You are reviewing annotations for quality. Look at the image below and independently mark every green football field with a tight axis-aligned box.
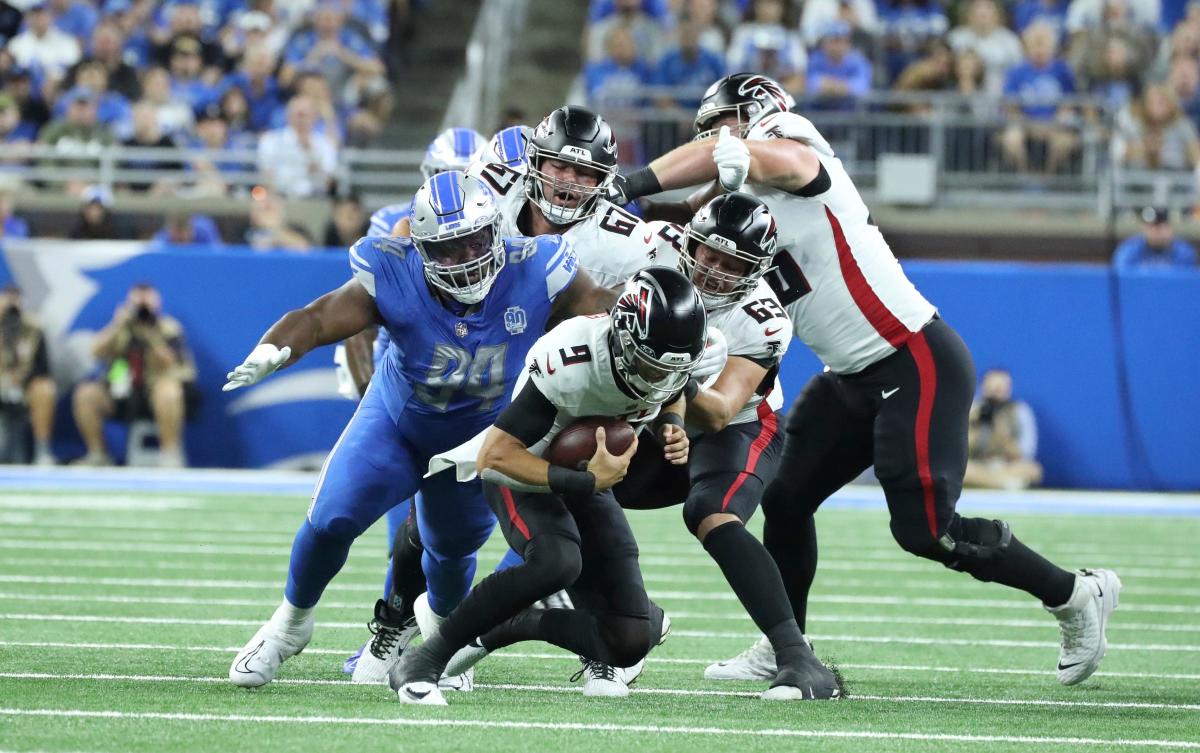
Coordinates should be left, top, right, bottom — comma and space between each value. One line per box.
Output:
1, 481, 1198, 753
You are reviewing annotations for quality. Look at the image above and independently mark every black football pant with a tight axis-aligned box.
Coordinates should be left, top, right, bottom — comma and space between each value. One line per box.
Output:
761, 318, 1075, 631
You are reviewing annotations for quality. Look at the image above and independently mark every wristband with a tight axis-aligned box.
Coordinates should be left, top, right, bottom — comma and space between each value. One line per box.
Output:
622, 167, 662, 200
682, 378, 700, 401
656, 412, 685, 433
548, 465, 597, 498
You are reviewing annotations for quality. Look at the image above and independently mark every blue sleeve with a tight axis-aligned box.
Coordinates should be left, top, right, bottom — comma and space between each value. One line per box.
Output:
521, 235, 579, 306
584, 63, 604, 98
848, 55, 873, 96
349, 236, 385, 297
1175, 239, 1198, 266
1112, 237, 1143, 268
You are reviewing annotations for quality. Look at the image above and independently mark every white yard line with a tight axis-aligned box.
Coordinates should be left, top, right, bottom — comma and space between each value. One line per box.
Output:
2, 672, 1199, 712
0, 614, 1194, 652
0, 708, 1197, 748
3, 639, 1198, 681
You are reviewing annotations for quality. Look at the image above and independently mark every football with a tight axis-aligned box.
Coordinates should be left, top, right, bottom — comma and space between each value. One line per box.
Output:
543, 416, 637, 470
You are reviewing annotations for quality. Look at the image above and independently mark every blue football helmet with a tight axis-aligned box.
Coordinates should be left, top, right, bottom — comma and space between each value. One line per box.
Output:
408, 171, 505, 304
421, 127, 487, 179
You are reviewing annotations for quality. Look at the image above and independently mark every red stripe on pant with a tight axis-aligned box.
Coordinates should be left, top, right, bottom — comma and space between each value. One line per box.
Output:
720, 402, 780, 512
907, 331, 940, 539
500, 486, 531, 540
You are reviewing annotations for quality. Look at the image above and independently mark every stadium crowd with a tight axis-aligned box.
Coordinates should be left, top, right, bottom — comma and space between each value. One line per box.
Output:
582, 0, 1200, 174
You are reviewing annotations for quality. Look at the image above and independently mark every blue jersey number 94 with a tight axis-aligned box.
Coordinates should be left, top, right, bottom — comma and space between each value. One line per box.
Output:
415, 343, 509, 412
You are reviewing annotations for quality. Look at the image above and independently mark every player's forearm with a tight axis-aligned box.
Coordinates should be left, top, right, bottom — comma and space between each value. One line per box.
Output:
257, 308, 320, 366
687, 387, 739, 434
477, 431, 551, 490
645, 140, 719, 194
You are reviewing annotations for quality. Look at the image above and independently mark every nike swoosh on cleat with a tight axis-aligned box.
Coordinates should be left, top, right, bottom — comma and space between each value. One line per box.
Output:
404, 686, 431, 701
1058, 661, 1083, 671
233, 641, 265, 675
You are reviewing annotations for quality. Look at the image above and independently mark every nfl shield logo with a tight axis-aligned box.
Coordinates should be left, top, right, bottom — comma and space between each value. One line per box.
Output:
503, 306, 527, 335
455, 321, 468, 338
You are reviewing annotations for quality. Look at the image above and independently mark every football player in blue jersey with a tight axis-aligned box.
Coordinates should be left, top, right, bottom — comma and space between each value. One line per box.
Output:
224, 170, 618, 689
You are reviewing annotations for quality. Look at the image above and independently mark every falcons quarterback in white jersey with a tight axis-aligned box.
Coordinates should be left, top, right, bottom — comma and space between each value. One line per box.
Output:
390, 268, 703, 707
615, 72, 1119, 693
467, 105, 657, 289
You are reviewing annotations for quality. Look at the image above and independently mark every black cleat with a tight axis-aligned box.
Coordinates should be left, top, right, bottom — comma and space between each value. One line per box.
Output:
761, 643, 844, 701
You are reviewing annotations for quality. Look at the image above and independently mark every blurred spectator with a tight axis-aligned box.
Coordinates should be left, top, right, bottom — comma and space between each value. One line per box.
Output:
806, 21, 873, 108
104, 0, 152, 68
880, 0, 949, 82
1151, 22, 1200, 80
726, 0, 807, 94
49, 0, 98, 43
66, 22, 141, 101
283, 71, 345, 142
168, 35, 220, 113
0, 189, 29, 238
1075, 37, 1140, 112
964, 368, 1043, 490
497, 106, 527, 131
1112, 206, 1198, 267
323, 192, 367, 246
1066, 0, 1159, 33
140, 66, 195, 137
947, 0, 1023, 94
1012, 0, 1069, 34
37, 88, 113, 192
68, 185, 134, 239
1166, 54, 1200, 125
152, 210, 223, 246
279, 1, 385, 108
589, 0, 671, 23
217, 84, 253, 137
680, 0, 727, 56
655, 17, 726, 108
999, 22, 1080, 173
1066, 0, 1155, 86
219, 9, 285, 62
72, 282, 197, 468
0, 285, 56, 466
586, 0, 665, 63
0, 66, 49, 142
221, 46, 283, 133
150, 0, 226, 78
257, 95, 337, 198
953, 48, 988, 98
1115, 83, 1200, 169
120, 101, 183, 194
801, 0, 881, 48
8, 2, 81, 81
244, 188, 313, 251
190, 104, 255, 192
0, 92, 37, 145
895, 39, 956, 103
68, 61, 133, 140
0, 1, 22, 45
585, 24, 656, 107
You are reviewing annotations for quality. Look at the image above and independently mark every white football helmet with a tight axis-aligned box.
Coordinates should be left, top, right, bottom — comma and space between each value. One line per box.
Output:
421, 127, 487, 179
408, 171, 505, 304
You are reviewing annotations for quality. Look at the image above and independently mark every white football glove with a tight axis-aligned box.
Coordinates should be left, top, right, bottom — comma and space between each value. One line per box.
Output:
692, 327, 728, 381
223, 344, 292, 392
713, 125, 750, 192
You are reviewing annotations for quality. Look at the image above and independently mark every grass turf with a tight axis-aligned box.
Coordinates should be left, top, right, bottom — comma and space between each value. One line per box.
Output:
1, 488, 1198, 753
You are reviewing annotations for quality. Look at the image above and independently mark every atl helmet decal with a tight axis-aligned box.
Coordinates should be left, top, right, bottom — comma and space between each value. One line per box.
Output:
614, 283, 653, 339
736, 75, 791, 116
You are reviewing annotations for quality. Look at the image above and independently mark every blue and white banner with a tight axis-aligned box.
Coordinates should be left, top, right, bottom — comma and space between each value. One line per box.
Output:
0, 240, 355, 469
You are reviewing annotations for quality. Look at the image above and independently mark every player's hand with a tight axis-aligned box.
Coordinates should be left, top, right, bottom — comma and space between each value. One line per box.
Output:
714, 126, 750, 192
659, 423, 689, 465
692, 327, 728, 381
223, 344, 292, 392
605, 173, 632, 207
586, 427, 638, 491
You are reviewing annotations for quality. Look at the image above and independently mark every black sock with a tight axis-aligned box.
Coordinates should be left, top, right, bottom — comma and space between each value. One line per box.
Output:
762, 512, 818, 633
386, 515, 426, 618
994, 534, 1077, 607
703, 522, 806, 657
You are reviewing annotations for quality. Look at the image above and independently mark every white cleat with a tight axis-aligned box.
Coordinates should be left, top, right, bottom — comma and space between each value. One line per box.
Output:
396, 680, 448, 706
229, 600, 314, 688
351, 600, 420, 685
413, 591, 478, 687
703, 634, 776, 681
1047, 568, 1122, 685
573, 658, 631, 698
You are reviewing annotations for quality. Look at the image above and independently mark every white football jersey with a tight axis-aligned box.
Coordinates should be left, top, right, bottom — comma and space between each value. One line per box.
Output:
519, 314, 664, 457
644, 222, 791, 427
467, 159, 657, 288
742, 112, 936, 374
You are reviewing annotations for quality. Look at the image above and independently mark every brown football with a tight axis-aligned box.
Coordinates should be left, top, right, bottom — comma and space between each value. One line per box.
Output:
544, 416, 637, 470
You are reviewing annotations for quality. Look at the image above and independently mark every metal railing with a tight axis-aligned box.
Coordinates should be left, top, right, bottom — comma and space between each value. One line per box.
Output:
0, 143, 426, 206
441, 0, 530, 134
591, 87, 1199, 217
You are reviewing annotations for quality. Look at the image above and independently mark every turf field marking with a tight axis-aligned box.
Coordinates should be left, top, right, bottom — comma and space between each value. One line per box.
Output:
2, 575, 1194, 614
0, 496, 201, 511
2, 708, 1198, 748
0, 614, 1193, 652
3, 640, 1198, 681
1, 596, 1194, 634
4, 672, 1200, 712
